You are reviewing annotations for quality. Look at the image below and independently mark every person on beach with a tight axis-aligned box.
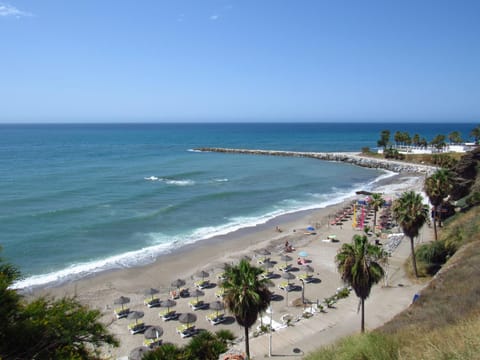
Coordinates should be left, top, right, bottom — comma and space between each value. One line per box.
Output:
285, 240, 295, 252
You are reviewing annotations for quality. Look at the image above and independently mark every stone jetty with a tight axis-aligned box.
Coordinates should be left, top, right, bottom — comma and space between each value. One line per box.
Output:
194, 147, 438, 175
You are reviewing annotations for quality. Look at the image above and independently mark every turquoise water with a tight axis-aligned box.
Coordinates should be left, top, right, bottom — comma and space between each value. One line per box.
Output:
0, 122, 474, 288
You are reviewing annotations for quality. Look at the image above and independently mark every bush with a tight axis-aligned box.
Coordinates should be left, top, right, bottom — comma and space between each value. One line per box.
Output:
416, 241, 452, 275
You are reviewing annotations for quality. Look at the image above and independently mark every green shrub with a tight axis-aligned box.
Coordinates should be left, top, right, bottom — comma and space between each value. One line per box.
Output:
416, 241, 451, 275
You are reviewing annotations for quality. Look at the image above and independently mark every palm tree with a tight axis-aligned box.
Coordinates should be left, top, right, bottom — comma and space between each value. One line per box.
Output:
368, 193, 384, 232
222, 259, 271, 359
424, 169, 453, 241
392, 191, 429, 278
335, 234, 385, 333
470, 125, 480, 144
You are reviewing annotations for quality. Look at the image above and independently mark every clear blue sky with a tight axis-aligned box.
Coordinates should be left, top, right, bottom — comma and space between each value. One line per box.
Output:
1, 0, 479, 123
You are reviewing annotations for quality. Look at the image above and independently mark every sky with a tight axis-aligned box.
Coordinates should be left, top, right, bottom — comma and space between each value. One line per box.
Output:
1, 0, 479, 123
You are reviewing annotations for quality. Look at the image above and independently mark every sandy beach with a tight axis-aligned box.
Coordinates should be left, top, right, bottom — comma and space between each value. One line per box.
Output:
28, 171, 431, 359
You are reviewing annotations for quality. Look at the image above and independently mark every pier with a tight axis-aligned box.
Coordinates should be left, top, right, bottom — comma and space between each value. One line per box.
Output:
194, 147, 438, 175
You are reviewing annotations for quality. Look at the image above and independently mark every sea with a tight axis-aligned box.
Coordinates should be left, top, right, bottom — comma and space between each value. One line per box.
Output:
0, 122, 475, 289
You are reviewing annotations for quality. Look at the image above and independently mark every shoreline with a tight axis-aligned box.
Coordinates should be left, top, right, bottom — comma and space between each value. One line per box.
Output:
26, 170, 430, 359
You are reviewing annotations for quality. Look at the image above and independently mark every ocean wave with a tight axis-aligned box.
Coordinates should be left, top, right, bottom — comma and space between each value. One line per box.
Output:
144, 176, 159, 181
160, 178, 195, 186
213, 178, 228, 182
14, 172, 388, 290
187, 149, 202, 153
12, 241, 175, 290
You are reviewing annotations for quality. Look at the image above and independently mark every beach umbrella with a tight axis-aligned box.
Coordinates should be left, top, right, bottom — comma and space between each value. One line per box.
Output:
298, 251, 308, 258
240, 255, 252, 262
210, 300, 224, 317
307, 226, 315, 232
280, 254, 293, 267
190, 289, 204, 302
255, 248, 271, 256
171, 278, 186, 289
144, 326, 164, 340
127, 311, 144, 324
113, 296, 130, 310
178, 312, 197, 328
301, 264, 314, 275
196, 270, 210, 280
282, 271, 295, 284
129, 346, 150, 360
144, 288, 159, 300
160, 299, 176, 313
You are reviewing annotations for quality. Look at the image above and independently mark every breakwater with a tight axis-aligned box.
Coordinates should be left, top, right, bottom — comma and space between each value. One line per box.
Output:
195, 148, 438, 175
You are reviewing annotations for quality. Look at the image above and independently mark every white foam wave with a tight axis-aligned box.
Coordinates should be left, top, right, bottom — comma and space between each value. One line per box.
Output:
12, 241, 175, 290
160, 178, 195, 186
187, 149, 202, 153
213, 178, 228, 182
144, 176, 159, 181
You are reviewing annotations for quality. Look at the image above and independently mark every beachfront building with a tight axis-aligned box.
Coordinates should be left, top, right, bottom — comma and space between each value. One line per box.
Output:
377, 143, 477, 155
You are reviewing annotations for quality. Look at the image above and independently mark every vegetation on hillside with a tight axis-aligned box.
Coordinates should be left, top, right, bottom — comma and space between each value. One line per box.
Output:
305, 147, 480, 360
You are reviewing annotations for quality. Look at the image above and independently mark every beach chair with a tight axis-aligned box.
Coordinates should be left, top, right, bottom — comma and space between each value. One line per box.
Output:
297, 274, 314, 283
215, 289, 225, 299
144, 297, 161, 308
278, 281, 295, 292
144, 338, 162, 348
189, 299, 208, 311
194, 280, 210, 289
114, 307, 130, 319
276, 264, 292, 273
176, 325, 196, 338
128, 322, 146, 335
216, 272, 226, 281
159, 309, 178, 321
206, 312, 226, 325
260, 271, 274, 279
257, 257, 268, 265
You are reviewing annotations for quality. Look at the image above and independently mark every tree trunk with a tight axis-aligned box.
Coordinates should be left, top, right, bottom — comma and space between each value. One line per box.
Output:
373, 210, 377, 232
410, 236, 418, 278
432, 207, 438, 241
361, 298, 365, 333
245, 325, 250, 359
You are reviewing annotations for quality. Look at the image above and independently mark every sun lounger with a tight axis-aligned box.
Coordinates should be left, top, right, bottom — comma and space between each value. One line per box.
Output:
194, 280, 210, 289
189, 299, 209, 311
144, 297, 161, 308
276, 264, 292, 272
114, 307, 130, 319
128, 322, 146, 335
206, 312, 226, 325
215, 289, 225, 299
159, 309, 178, 321
176, 325, 196, 338
216, 272, 226, 281
144, 338, 162, 348
297, 274, 314, 283
278, 281, 295, 292
260, 271, 274, 279
257, 257, 268, 264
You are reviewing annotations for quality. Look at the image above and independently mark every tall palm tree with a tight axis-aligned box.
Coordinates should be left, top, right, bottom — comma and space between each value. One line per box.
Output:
368, 193, 384, 232
470, 125, 480, 144
392, 191, 429, 278
335, 234, 385, 333
424, 169, 453, 241
222, 259, 271, 359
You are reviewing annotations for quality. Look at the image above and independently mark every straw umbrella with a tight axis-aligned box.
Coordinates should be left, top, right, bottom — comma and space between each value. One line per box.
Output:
178, 312, 197, 328
171, 278, 185, 289
159, 299, 176, 313
256, 248, 271, 256
129, 346, 150, 360
113, 296, 130, 310
196, 270, 210, 281
144, 326, 163, 342
190, 289, 205, 303
280, 254, 293, 268
127, 311, 144, 325
210, 300, 224, 317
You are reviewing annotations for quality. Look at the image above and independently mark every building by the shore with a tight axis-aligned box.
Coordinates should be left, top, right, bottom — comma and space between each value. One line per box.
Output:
378, 143, 477, 155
